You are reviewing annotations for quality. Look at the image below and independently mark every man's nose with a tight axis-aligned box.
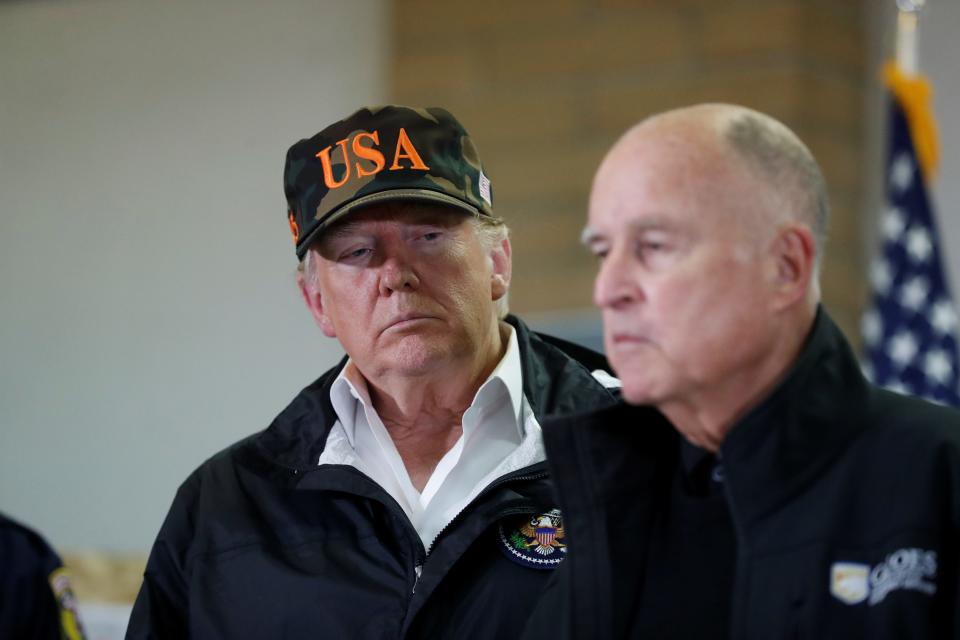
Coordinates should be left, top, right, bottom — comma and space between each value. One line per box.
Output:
593, 248, 638, 309
378, 254, 420, 295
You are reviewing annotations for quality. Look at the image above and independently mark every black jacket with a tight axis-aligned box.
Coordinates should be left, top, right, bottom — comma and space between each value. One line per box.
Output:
530, 310, 960, 639
0, 513, 85, 640
127, 316, 617, 639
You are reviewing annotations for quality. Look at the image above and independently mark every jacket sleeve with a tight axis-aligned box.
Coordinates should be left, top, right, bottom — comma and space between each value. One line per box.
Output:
954, 565, 960, 640
520, 412, 619, 640
126, 478, 199, 639
939, 460, 960, 640
939, 434, 960, 639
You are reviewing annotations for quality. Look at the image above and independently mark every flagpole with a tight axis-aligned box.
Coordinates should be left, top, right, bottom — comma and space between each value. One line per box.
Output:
895, 0, 924, 76
887, 0, 938, 181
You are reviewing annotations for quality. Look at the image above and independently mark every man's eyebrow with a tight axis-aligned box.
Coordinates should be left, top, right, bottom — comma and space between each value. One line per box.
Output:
580, 226, 602, 246
581, 218, 680, 246
324, 220, 363, 240
404, 211, 462, 228
627, 217, 681, 233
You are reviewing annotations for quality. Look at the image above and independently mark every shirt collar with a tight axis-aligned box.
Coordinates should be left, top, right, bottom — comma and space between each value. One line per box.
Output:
329, 323, 525, 447
462, 324, 524, 440
329, 362, 372, 449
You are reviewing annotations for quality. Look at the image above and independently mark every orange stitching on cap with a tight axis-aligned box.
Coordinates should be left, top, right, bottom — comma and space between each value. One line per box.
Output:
314, 129, 429, 192
288, 211, 300, 244
390, 127, 430, 171
316, 138, 352, 189
353, 131, 386, 177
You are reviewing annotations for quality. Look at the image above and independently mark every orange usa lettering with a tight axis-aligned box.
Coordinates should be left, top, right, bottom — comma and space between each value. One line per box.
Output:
315, 128, 429, 190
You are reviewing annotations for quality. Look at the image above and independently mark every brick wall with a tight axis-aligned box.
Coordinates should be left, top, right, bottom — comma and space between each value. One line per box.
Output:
391, 0, 868, 340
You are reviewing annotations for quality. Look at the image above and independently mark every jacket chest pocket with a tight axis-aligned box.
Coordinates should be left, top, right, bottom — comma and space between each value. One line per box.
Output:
192, 537, 413, 637
742, 539, 945, 640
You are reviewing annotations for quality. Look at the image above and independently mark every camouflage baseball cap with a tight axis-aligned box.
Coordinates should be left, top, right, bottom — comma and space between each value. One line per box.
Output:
284, 105, 494, 260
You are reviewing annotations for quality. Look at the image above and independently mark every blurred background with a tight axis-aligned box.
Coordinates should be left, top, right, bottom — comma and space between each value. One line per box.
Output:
1, 0, 957, 634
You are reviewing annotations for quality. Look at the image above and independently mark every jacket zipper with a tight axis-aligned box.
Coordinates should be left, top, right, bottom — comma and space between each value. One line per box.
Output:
288, 458, 548, 598
293, 463, 428, 593
412, 564, 423, 594
426, 470, 548, 555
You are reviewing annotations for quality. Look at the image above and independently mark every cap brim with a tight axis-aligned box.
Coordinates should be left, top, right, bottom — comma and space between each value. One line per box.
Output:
297, 188, 481, 258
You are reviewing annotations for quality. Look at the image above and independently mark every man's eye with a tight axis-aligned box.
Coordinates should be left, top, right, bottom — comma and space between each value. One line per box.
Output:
586, 242, 608, 260
341, 247, 371, 260
421, 231, 443, 242
636, 240, 669, 256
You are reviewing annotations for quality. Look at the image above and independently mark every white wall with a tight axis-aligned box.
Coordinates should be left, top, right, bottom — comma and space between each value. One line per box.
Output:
0, 0, 387, 552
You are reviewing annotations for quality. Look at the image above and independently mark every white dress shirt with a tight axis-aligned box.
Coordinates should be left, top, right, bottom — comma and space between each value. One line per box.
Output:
319, 325, 546, 551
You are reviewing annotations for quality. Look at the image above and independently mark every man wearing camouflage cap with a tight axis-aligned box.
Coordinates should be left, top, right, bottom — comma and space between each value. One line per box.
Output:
127, 105, 619, 638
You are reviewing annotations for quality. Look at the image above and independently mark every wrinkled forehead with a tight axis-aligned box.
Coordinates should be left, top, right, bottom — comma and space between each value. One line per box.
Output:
610, 120, 732, 180
592, 142, 724, 213
590, 125, 761, 228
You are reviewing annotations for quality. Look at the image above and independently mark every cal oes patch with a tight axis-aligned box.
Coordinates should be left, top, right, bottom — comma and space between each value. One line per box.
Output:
497, 509, 567, 569
830, 562, 870, 605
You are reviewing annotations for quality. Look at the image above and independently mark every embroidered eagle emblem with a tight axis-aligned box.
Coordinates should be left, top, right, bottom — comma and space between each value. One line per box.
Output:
519, 510, 566, 555
497, 508, 567, 569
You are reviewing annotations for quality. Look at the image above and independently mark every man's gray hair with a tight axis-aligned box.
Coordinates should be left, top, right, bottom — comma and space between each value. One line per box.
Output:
470, 214, 511, 319
723, 111, 830, 269
298, 213, 511, 320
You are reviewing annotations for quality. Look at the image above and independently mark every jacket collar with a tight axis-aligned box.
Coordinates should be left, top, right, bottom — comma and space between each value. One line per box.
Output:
541, 308, 873, 572
719, 307, 872, 525
242, 315, 617, 474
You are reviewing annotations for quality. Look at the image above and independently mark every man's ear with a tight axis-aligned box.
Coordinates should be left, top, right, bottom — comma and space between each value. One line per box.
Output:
490, 236, 512, 301
298, 264, 337, 338
769, 224, 816, 310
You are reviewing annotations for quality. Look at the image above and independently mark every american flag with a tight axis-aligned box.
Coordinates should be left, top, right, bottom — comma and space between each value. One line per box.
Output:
861, 85, 960, 406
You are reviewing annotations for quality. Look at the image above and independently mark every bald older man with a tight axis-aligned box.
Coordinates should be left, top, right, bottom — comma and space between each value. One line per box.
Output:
527, 104, 960, 639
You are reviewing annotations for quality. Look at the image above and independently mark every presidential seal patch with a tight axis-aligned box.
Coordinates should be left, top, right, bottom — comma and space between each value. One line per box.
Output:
497, 509, 567, 569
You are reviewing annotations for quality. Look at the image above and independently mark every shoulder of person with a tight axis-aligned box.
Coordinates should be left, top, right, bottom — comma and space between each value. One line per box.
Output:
507, 315, 614, 377
865, 386, 960, 441
845, 387, 960, 488
185, 355, 350, 490
0, 512, 63, 577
